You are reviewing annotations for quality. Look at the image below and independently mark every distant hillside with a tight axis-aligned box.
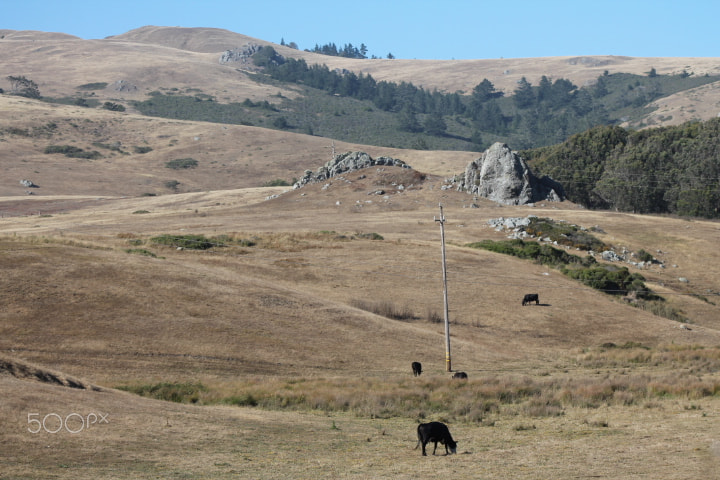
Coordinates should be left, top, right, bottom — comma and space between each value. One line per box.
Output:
2, 26, 720, 215
2, 26, 720, 122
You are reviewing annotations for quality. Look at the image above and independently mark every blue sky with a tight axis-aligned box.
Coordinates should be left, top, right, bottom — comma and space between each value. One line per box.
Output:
3, 0, 718, 59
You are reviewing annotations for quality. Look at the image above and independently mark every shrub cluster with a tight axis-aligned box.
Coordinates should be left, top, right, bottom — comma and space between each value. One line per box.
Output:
117, 381, 206, 403
165, 158, 198, 169
150, 234, 215, 250
525, 217, 608, 251
43, 145, 101, 159
468, 239, 655, 299
561, 265, 653, 298
467, 238, 595, 268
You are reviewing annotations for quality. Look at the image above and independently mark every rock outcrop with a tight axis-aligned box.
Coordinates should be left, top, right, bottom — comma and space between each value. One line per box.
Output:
219, 43, 263, 65
455, 142, 564, 205
294, 151, 411, 188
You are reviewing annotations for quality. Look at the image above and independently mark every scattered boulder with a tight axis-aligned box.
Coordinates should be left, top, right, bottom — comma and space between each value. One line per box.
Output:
455, 143, 564, 205
294, 151, 410, 188
113, 80, 137, 92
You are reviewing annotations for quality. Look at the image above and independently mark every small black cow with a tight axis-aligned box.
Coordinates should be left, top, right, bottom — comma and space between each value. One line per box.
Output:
522, 293, 539, 306
411, 361, 422, 377
452, 371, 468, 380
415, 422, 457, 456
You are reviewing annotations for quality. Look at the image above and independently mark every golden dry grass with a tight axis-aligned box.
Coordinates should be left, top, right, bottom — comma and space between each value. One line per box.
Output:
2, 166, 720, 478
2, 27, 720, 479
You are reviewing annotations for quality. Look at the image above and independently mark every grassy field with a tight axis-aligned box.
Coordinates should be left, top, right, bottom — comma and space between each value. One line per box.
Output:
2, 163, 720, 478
2, 32, 720, 475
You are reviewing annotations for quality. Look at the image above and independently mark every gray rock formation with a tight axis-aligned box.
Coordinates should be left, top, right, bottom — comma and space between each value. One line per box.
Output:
456, 142, 564, 205
113, 80, 137, 92
294, 151, 411, 188
219, 43, 263, 64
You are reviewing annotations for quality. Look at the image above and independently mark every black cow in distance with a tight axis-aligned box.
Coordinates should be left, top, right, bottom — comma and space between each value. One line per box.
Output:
522, 293, 539, 306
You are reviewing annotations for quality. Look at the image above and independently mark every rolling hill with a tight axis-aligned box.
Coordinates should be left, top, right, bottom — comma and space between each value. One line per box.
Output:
2, 26, 720, 479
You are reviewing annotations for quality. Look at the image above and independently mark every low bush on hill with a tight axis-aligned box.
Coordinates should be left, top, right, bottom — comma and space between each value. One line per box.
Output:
125, 248, 157, 257
76, 82, 108, 90
150, 234, 216, 250
525, 217, 609, 251
467, 238, 685, 319
44, 145, 101, 159
467, 238, 651, 296
561, 264, 654, 299
117, 381, 206, 403
466, 238, 596, 268
165, 158, 198, 169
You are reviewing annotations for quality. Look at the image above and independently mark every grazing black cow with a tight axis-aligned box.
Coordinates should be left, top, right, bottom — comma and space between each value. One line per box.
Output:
411, 361, 422, 377
415, 422, 457, 456
452, 371, 468, 380
522, 293, 539, 306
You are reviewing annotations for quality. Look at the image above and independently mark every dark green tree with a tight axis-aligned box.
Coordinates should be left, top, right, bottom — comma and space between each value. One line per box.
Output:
423, 113, 447, 136
513, 77, 535, 109
7, 75, 40, 98
397, 106, 423, 133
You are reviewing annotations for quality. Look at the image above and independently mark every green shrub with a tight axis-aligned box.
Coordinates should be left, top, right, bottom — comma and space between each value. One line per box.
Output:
636, 249, 654, 262
165, 158, 198, 169
467, 239, 595, 267
125, 248, 156, 257
76, 82, 108, 90
133, 146, 153, 154
470, 239, 656, 299
150, 234, 216, 250
117, 381, 206, 403
262, 179, 291, 187
525, 217, 608, 251
44, 145, 101, 159
223, 393, 258, 407
102, 101, 126, 112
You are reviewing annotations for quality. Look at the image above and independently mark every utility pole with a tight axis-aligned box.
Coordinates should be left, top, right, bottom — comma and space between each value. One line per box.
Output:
435, 204, 452, 372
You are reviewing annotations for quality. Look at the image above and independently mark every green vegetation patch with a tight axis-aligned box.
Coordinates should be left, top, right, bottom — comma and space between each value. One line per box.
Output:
125, 248, 157, 257
150, 234, 216, 250
468, 239, 654, 299
165, 158, 198, 169
467, 238, 596, 268
76, 82, 108, 90
262, 179, 292, 187
525, 217, 609, 251
117, 381, 206, 403
561, 264, 652, 298
44, 145, 101, 159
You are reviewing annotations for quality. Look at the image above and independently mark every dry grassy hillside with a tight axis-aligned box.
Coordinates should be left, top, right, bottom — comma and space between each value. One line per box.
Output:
3, 26, 720, 126
0, 94, 475, 198
3, 26, 720, 479
2, 166, 720, 478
